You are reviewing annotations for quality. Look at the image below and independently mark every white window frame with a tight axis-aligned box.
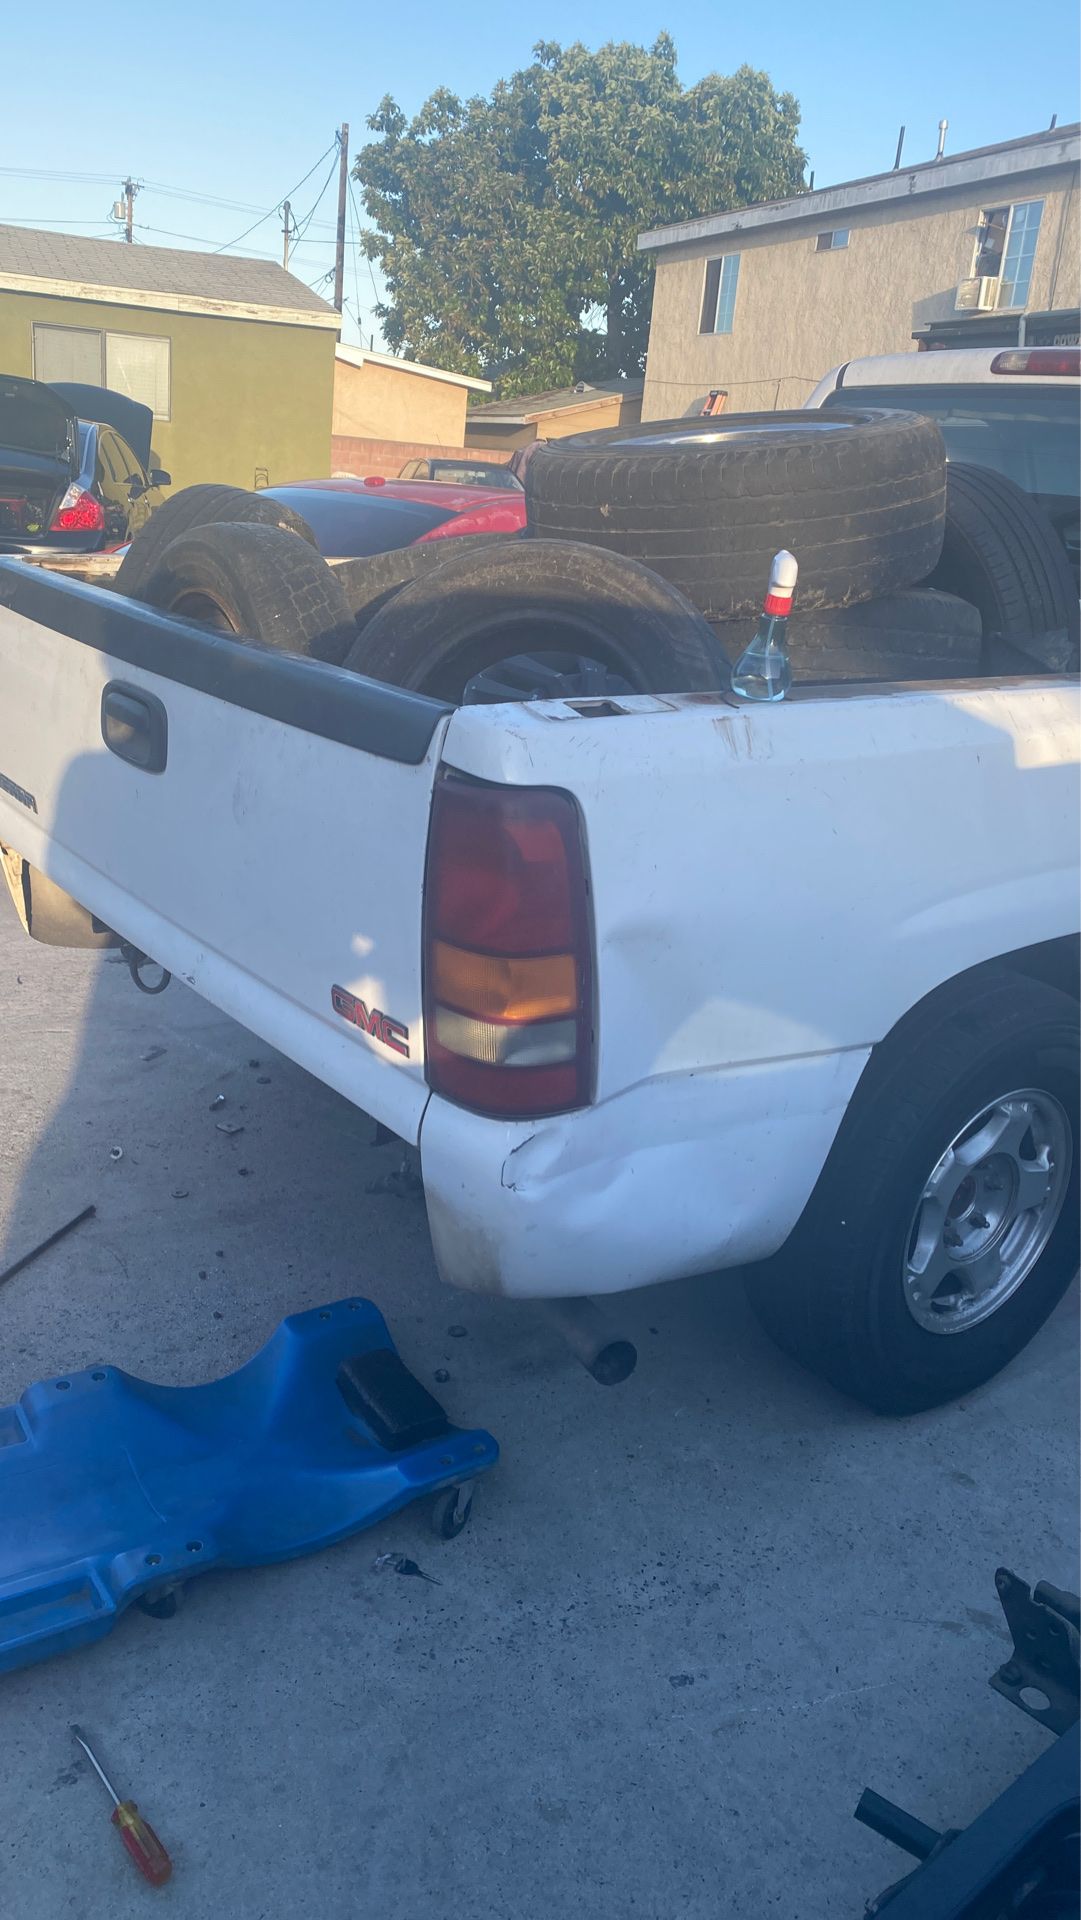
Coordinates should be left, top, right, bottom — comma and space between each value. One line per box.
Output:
970, 199, 1044, 310
700, 254, 741, 336
31, 322, 104, 385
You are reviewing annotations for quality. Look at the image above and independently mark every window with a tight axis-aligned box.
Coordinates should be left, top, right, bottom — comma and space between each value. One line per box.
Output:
820, 382, 1079, 510
999, 201, 1044, 309
699, 255, 741, 334
815, 230, 849, 251
32, 323, 101, 386
31, 322, 171, 418
971, 201, 1044, 308
105, 333, 171, 419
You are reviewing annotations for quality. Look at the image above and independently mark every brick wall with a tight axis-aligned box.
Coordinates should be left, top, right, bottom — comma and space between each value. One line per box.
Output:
331, 433, 514, 479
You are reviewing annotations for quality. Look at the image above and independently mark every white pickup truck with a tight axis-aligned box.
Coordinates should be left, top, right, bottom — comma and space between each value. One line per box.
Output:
1, 526, 1077, 1417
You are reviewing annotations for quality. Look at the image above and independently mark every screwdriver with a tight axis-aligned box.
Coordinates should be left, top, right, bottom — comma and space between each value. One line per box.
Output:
71, 1725, 173, 1888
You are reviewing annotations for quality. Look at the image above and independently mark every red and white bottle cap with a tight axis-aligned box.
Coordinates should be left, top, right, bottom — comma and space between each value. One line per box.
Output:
763, 549, 798, 617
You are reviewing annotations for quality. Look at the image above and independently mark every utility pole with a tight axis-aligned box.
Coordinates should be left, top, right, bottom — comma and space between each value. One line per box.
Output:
281, 200, 292, 270
122, 177, 139, 242
333, 123, 349, 313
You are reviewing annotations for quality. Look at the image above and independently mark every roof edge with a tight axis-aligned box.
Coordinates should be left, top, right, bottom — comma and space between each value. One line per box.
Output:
0, 270, 341, 329
334, 343, 491, 391
639, 126, 1081, 254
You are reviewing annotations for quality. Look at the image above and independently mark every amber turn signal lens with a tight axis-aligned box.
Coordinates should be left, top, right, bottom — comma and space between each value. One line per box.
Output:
431, 941, 577, 1023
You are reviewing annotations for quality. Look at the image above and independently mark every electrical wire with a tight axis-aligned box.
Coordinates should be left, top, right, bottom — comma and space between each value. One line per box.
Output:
290, 149, 341, 252
347, 173, 380, 309
214, 140, 338, 253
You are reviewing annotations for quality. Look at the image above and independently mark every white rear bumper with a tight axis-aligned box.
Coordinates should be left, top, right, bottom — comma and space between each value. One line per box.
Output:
418, 1047, 869, 1299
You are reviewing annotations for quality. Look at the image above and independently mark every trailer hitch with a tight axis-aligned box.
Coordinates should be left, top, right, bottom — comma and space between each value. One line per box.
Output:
119, 941, 171, 996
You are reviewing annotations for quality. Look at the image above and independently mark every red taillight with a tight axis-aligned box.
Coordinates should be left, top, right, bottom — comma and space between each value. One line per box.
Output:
991, 348, 1081, 377
423, 775, 593, 1118
49, 485, 105, 533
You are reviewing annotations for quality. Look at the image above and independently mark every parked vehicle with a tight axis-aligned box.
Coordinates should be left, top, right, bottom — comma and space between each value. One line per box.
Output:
398, 456, 523, 490
1, 408, 1076, 1418
0, 376, 169, 555
264, 476, 526, 557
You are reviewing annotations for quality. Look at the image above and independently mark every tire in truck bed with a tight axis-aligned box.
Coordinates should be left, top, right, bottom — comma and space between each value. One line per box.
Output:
525, 408, 947, 622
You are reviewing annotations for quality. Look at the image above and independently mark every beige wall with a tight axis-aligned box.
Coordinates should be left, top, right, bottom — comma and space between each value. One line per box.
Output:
466, 390, 643, 450
332, 358, 469, 446
643, 165, 1080, 419
0, 288, 334, 489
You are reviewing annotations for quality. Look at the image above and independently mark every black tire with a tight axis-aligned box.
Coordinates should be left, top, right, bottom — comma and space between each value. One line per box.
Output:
342, 538, 726, 700
748, 971, 1079, 1414
712, 588, 982, 683
134, 522, 356, 664
525, 409, 947, 620
927, 463, 1080, 674
115, 483, 316, 602
334, 532, 522, 634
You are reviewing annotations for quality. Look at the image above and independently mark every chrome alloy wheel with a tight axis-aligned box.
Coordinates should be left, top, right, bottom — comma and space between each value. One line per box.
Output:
903, 1089, 1072, 1334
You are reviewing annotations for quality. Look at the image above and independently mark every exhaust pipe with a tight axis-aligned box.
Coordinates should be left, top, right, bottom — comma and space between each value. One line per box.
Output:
542, 1297, 638, 1385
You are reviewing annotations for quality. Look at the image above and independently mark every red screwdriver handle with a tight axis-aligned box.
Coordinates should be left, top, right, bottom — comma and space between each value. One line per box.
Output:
112, 1801, 173, 1887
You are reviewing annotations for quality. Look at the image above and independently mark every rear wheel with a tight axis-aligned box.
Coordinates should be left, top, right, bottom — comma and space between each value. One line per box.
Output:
749, 972, 1079, 1413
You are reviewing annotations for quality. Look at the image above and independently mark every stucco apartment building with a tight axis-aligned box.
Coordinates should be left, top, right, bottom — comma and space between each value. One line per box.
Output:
638, 125, 1080, 420
0, 225, 338, 489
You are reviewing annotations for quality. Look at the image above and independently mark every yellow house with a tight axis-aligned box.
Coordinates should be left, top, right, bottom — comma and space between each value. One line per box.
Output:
0, 224, 339, 491
465, 379, 644, 452
638, 125, 1081, 418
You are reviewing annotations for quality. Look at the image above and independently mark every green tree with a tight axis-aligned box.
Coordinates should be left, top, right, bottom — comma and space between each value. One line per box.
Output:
355, 38, 805, 397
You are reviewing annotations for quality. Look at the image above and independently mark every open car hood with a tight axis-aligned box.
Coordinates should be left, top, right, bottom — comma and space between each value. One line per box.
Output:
49, 383, 154, 471
0, 375, 78, 469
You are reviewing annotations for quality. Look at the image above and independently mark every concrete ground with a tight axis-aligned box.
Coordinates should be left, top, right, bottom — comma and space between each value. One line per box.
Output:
0, 892, 1076, 1920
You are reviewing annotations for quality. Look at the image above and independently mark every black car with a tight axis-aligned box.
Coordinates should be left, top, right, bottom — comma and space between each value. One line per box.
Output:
0, 375, 170, 553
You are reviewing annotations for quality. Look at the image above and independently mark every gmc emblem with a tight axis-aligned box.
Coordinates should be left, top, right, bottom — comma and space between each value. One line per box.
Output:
331, 984, 410, 1058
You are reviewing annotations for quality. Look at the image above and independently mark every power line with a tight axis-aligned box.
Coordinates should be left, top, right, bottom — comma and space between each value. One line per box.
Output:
348, 173, 382, 314
291, 151, 341, 252
214, 141, 338, 253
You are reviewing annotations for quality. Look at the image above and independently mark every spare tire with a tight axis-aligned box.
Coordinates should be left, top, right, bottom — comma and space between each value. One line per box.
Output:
116, 483, 316, 602
712, 589, 983, 683
926, 463, 1079, 673
525, 409, 947, 621
342, 538, 726, 700
133, 522, 356, 664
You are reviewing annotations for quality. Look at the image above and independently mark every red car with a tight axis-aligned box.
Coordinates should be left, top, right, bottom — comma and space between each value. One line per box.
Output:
264, 474, 526, 559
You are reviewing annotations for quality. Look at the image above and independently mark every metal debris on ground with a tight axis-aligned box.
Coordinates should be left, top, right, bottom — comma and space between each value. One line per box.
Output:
448, 1325, 468, 1339
0, 1205, 96, 1293
215, 1122, 244, 1136
209, 1094, 226, 1110
109, 1147, 124, 1163
141, 1047, 167, 1063
434, 1369, 450, 1384
366, 1160, 424, 1199
171, 1189, 189, 1200
373, 1552, 440, 1585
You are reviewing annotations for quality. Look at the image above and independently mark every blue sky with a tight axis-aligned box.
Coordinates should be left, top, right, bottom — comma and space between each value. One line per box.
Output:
3, 0, 1077, 346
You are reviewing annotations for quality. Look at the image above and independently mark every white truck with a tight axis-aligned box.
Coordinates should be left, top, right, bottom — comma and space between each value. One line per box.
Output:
0, 400, 1077, 1417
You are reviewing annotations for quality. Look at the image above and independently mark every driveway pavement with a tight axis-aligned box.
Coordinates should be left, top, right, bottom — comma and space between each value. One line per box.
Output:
1, 893, 1076, 1919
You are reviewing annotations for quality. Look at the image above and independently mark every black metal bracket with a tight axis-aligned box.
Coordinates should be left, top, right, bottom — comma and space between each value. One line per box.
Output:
989, 1566, 1081, 1736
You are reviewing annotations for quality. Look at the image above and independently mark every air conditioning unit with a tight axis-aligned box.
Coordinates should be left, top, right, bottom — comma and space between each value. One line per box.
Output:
956, 276, 1000, 312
